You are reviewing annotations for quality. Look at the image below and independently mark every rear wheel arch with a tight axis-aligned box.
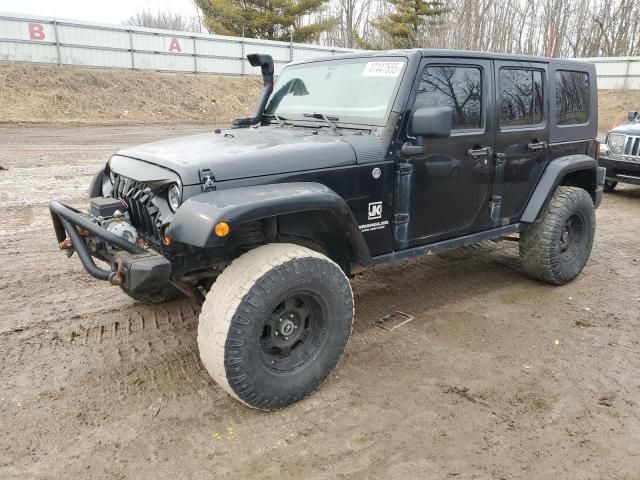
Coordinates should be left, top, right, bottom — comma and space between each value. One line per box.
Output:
520, 155, 598, 223
559, 168, 597, 201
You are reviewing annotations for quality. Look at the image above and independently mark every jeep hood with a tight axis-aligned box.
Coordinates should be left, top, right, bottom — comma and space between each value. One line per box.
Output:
115, 127, 361, 185
610, 120, 640, 136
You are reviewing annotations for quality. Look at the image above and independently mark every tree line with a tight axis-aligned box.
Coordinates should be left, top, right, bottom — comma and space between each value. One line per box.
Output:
126, 0, 640, 57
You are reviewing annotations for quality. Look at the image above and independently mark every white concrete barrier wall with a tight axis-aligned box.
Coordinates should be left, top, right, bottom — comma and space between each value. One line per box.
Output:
581, 57, 640, 90
1, 12, 639, 89
0, 12, 356, 75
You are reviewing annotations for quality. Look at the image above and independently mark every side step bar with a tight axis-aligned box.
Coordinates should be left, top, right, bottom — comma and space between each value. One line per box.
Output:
361, 223, 525, 270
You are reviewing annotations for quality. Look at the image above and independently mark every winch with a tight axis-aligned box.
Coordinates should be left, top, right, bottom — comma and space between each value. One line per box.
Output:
104, 210, 138, 243
88, 197, 139, 249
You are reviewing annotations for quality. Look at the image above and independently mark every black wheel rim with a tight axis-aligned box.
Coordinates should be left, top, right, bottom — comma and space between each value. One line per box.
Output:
559, 213, 585, 263
259, 292, 327, 373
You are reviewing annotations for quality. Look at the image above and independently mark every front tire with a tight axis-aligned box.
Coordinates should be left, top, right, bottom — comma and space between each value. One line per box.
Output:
520, 186, 595, 285
198, 243, 354, 410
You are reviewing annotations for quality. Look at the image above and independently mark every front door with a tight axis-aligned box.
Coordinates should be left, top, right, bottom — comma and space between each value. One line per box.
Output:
401, 58, 495, 246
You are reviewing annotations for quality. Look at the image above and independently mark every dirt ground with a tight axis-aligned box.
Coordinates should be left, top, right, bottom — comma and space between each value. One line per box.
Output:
1, 62, 639, 133
1, 125, 639, 480
0, 63, 261, 125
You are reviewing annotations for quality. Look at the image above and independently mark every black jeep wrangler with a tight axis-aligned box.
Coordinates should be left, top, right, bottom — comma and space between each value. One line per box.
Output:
599, 111, 640, 191
50, 50, 604, 410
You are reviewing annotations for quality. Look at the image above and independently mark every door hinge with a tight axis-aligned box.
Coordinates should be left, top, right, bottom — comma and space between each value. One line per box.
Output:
394, 213, 409, 226
199, 168, 216, 192
395, 162, 413, 175
489, 195, 502, 225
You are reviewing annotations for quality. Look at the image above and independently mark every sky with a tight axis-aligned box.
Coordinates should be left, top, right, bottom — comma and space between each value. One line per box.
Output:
0, 0, 200, 25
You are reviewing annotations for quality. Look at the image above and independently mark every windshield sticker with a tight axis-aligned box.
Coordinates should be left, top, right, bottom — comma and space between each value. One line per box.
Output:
362, 62, 404, 77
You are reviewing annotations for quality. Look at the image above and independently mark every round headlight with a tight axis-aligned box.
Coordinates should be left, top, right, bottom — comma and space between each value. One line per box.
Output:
168, 183, 181, 212
608, 133, 626, 155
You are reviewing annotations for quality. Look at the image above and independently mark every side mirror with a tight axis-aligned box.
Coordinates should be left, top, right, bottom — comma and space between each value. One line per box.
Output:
409, 107, 453, 138
628, 111, 638, 122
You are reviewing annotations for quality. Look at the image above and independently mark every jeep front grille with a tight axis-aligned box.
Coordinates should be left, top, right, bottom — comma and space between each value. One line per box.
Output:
623, 135, 640, 159
112, 175, 162, 242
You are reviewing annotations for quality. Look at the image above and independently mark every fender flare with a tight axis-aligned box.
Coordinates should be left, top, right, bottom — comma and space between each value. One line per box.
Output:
167, 182, 372, 264
520, 154, 598, 223
88, 168, 106, 198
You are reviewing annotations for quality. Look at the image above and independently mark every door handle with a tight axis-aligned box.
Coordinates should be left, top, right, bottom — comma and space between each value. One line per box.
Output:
466, 146, 493, 158
527, 141, 548, 152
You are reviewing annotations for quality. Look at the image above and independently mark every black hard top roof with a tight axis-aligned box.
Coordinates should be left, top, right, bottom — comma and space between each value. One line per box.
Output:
290, 48, 594, 69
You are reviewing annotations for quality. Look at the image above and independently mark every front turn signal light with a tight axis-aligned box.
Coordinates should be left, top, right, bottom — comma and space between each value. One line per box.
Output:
214, 221, 230, 237
161, 225, 172, 245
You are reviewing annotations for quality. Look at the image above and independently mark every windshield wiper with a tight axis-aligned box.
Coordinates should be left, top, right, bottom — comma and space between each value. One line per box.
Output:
264, 113, 291, 127
303, 113, 341, 135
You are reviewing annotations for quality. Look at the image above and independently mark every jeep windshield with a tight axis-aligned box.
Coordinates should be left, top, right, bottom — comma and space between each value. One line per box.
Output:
264, 57, 407, 126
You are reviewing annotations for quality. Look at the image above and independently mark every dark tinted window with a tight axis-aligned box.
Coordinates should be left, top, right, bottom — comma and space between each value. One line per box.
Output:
415, 65, 482, 130
556, 70, 590, 125
499, 68, 543, 127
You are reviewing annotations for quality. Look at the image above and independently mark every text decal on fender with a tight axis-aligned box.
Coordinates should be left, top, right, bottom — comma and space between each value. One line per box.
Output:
359, 220, 389, 232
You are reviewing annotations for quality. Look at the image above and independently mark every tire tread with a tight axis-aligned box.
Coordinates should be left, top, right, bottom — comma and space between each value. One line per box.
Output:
197, 243, 353, 410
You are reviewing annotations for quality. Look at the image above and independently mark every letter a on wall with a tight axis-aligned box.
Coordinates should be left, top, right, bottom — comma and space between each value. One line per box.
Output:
168, 37, 182, 52
28, 23, 46, 40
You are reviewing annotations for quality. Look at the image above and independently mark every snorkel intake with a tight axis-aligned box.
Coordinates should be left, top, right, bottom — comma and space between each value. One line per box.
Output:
232, 53, 275, 127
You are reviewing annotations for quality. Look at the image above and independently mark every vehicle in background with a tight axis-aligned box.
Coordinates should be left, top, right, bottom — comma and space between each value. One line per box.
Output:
599, 112, 640, 191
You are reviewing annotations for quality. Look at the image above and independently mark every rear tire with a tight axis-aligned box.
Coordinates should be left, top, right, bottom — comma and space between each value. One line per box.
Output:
198, 243, 354, 410
519, 186, 595, 285
604, 180, 617, 192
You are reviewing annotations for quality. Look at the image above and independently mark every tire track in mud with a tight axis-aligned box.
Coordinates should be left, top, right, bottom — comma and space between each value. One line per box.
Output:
3, 300, 212, 428
7, 301, 200, 363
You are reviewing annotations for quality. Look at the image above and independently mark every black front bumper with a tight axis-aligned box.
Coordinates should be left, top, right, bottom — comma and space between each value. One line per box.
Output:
599, 156, 640, 185
49, 201, 171, 293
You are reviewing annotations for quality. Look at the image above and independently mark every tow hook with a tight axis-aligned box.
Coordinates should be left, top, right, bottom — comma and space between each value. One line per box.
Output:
58, 237, 74, 257
109, 258, 124, 286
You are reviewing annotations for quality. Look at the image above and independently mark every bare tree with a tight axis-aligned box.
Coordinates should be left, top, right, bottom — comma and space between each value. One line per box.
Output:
123, 0, 640, 57
409, 0, 640, 57
125, 8, 203, 32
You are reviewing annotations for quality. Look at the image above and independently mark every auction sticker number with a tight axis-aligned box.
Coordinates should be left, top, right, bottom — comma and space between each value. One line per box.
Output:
362, 62, 404, 77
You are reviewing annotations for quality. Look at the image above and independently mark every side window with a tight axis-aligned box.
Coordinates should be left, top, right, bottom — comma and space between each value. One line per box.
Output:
415, 65, 482, 130
499, 68, 543, 127
556, 70, 589, 125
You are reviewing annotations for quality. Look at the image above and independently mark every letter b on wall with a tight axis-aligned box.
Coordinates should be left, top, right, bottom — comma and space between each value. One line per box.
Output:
28, 23, 46, 40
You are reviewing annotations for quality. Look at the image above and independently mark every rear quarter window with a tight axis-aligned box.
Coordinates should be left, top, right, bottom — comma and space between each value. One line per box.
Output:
555, 70, 590, 125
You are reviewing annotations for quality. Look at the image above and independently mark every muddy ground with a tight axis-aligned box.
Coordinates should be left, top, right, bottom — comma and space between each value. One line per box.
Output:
0, 125, 639, 480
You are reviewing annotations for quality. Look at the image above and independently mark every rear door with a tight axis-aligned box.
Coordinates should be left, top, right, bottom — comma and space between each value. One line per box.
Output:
493, 61, 549, 223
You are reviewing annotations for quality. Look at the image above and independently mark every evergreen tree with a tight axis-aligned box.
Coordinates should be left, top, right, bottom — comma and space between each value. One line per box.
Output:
373, 0, 447, 49
195, 0, 337, 43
